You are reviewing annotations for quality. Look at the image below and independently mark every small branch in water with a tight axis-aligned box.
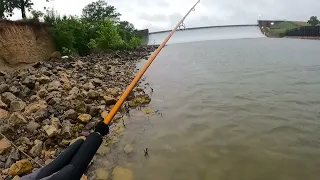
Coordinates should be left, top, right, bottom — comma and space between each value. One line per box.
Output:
0, 132, 43, 167
144, 148, 149, 157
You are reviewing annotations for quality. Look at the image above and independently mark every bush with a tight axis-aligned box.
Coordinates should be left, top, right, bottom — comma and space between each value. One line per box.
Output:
96, 18, 124, 50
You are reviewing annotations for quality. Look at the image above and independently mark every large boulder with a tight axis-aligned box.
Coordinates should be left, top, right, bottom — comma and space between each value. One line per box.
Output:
9, 159, 33, 176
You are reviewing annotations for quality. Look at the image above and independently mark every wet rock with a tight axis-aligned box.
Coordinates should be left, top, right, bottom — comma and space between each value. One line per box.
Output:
26, 121, 40, 132
103, 96, 117, 106
0, 109, 9, 120
1, 92, 19, 106
8, 113, 27, 127
43, 125, 59, 137
97, 145, 110, 156
10, 101, 26, 112
0, 84, 9, 94
61, 120, 72, 138
89, 106, 100, 116
9, 159, 33, 176
112, 167, 133, 180
37, 88, 48, 98
47, 81, 61, 92
133, 95, 151, 105
95, 168, 109, 180
88, 90, 100, 99
0, 138, 11, 155
77, 114, 92, 124
64, 109, 78, 120
101, 111, 108, 119
123, 144, 134, 154
30, 140, 43, 157
37, 75, 51, 84
128, 101, 137, 108
22, 76, 36, 89
34, 108, 49, 122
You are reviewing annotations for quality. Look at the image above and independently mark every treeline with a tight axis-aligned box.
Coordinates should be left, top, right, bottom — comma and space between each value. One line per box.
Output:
0, 0, 143, 55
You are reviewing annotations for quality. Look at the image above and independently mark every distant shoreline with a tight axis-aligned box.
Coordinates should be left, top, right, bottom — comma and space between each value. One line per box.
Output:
286, 36, 320, 40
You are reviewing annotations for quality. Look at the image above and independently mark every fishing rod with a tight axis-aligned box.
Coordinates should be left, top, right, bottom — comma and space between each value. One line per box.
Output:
104, 0, 201, 125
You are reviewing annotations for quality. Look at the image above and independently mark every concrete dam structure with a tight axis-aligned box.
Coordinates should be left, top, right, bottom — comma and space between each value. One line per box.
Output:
147, 25, 266, 45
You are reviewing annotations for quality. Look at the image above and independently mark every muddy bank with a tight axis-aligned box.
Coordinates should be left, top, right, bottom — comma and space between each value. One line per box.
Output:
286, 36, 320, 40
0, 45, 158, 179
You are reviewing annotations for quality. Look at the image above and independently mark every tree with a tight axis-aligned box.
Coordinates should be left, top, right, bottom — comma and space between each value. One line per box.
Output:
82, 0, 121, 22
0, 0, 15, 19
308, 16, 320, 26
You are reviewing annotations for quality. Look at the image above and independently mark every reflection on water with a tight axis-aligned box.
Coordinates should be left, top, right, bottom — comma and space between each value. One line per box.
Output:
102, 38, 320, 180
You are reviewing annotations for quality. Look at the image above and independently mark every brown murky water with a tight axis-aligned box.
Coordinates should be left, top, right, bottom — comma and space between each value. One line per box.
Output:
99, 38, 320, 180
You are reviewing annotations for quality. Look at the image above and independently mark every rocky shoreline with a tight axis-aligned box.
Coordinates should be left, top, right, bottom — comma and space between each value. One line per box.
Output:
0, 45, 158, 179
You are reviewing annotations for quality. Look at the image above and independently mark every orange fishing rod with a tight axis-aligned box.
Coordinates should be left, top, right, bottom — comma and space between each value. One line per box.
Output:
104, 0, 201, 125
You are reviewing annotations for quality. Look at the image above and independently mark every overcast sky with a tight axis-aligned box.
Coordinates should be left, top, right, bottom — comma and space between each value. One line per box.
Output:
12, 0, 320, 32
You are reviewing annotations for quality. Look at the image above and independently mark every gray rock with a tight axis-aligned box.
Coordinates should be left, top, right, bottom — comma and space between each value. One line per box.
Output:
34, 108, 49, 122
89, 106, 100, 116
61, 120, 72, 138
85, 121, 96, 130
91, 78, 103, 86
19, 85, 31, 98
1, 92, 19, 105
0, 125, 14, 140
26, 121, 40, 132
47, 81, 61, 92
103, 96, 117, 106
64, 109, 78, 120
30, 140, 43, 157
5, 148, 20, 168
8, 112, 27, 127
88, 90, 100, 99
22, 75, 36, 89
0, 84, 9, 94
48, 98, 60, 105
10, 101, 26, 112
9, 86, 20, 95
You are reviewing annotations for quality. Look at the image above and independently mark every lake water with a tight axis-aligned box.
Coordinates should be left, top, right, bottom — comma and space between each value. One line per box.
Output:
101, 27, 320, 180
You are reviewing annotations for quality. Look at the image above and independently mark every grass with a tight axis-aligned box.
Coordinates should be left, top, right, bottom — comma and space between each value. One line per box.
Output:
267, 21, 310, 37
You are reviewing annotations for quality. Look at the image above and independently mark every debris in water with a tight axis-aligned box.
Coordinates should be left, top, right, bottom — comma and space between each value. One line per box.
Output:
144, 148, 149, 157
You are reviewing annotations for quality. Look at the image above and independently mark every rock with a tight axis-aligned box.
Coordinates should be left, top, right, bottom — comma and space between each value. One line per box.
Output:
5, 148, 20, 168
97, 145, 110, 156
22, 76, 36, 89
34, 108, 49, 122
19, 85, 31, 99
76, 103, 87, 113
48, 98, 60, 105
47, 81, 61, 92
101, 111, 108, 119
133, 95, 151, 105
26, 121, 40, 132
128, 101, 137, 108
142, 107, 153, 114
64, 109, 78, 120
9, 159, 33, 176
103, 96, 117, 106
49, 51, 62, 60
95, 168, 109, 180
89, 106, 100, 116
30, 140, 43, 157
51, 117, 61, 129
1, 92, 19, 105
37, 75, 51, 84
37, 88, 48, 98
108, 88, 119, 97
81, 175, 88, 180
24, 102, 47, 116
70, 136, 86, 145
0, 99, 7, 109
83, 82, 95, 90
29, 95, 40, 102
43, 125, 59, 137
91, 78, 103, 86
85, 121, 96, 130
0, 84, 9, 93
10, 101, 26, 112
61, 120, 72, 138
8, 113, 27, 127
9, 86, 20, 95
0, 138, 11, 155
12, 175, 20, 180
123, 144, 134, 154
112, 167, 133, 180
69, 87, 80, 96
0, 125, 14, 140
0, 109, 9, 120
88, 90, 100, 99
134, 87, 144, 92
45, 159, 53, 165
78, 114, 92, 123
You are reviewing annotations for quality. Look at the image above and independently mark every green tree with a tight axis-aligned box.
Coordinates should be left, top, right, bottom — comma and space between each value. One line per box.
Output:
30, 10, 44, 21
82, 0, 121, 22
0, 0, 15, 19
308, 16, 320, 26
